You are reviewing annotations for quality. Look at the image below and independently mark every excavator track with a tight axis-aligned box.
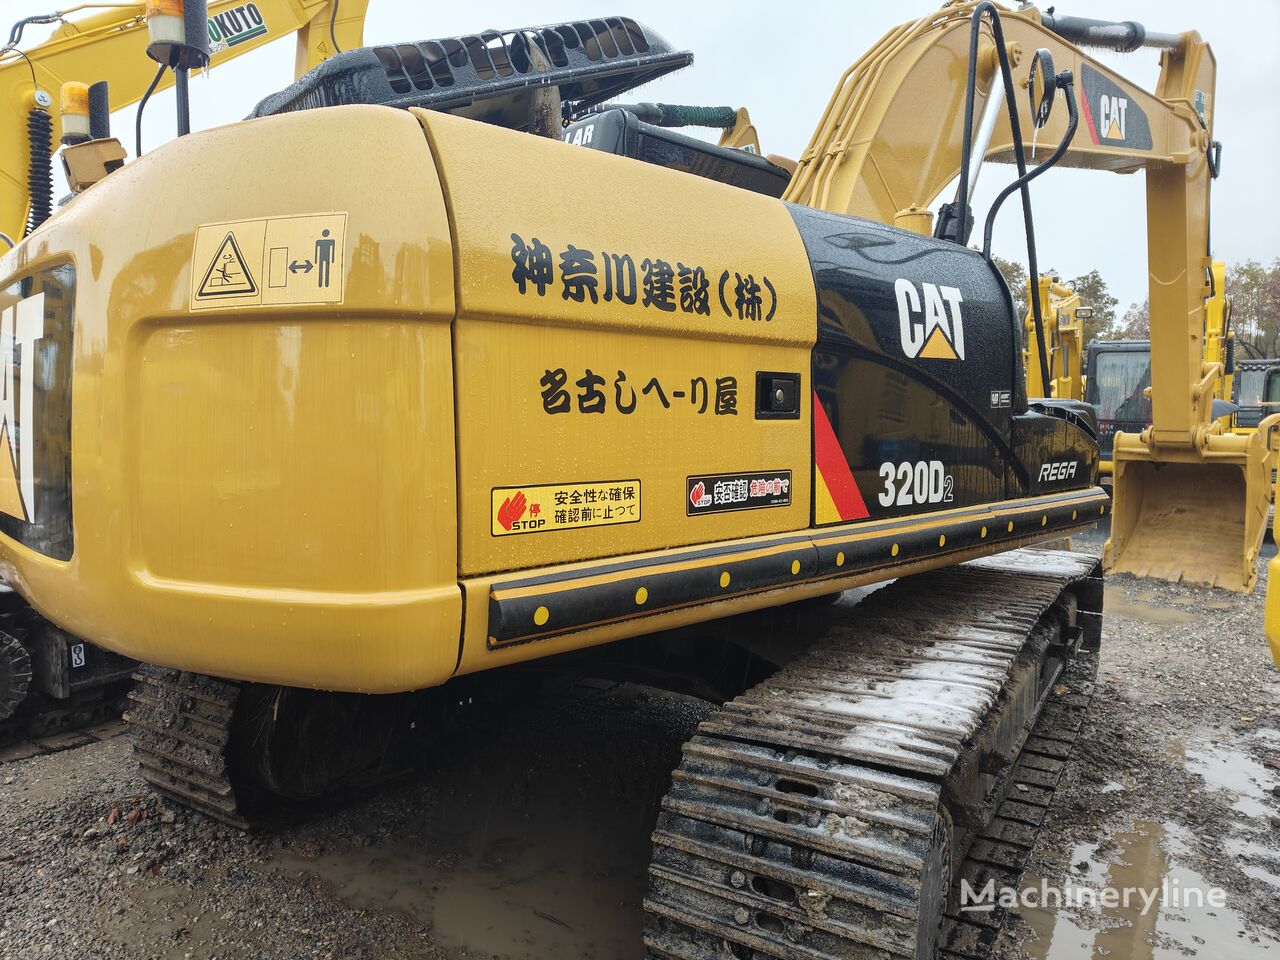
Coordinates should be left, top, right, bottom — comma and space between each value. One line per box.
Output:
644, 548, 1101, 960
124, 664, 248, 828
0, 595, 137, 755
0, 689, 129, 755
939, 650, 1094, 959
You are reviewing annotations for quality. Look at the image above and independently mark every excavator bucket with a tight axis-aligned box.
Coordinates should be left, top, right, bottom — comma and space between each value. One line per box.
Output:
1105, 426, 1276, 593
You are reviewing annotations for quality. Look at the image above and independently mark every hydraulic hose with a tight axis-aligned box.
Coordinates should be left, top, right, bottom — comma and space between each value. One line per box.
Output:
24, 107, 52, 237
135, 62, 166, 158
982, 73, 1079, 259
953, 2, 1053, 397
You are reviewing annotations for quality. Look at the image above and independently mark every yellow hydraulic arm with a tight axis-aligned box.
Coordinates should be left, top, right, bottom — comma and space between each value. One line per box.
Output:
785, 1, 1273, 591
1269, 472, 1280, 669
1204, 259, 1234, 420
0, 0, 368, 240
1023, 276, 1085, 402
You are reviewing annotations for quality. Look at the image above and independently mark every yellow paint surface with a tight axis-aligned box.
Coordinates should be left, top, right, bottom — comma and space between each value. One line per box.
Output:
416, 111, 817, 577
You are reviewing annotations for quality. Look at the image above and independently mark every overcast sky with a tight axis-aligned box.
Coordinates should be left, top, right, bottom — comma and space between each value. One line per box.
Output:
8, 0, 1278, 309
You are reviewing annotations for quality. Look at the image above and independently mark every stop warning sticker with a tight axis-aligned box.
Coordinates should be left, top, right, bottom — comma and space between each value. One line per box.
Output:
492, 480, 641, 536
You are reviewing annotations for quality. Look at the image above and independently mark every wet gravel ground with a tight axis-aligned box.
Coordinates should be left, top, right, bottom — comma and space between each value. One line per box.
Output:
1, 538, 1278, 960
992, 535, 1280, 959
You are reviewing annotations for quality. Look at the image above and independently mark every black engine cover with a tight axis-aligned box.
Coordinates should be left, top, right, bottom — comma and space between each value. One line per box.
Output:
787, 204, 1098, 524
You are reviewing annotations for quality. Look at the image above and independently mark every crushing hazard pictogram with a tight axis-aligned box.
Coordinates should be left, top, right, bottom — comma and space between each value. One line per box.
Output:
196, 232, 257, 298
189, 213, 347, 310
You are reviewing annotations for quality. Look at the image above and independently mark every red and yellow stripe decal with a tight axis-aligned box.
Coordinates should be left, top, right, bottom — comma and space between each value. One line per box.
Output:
813, 390, 869, 525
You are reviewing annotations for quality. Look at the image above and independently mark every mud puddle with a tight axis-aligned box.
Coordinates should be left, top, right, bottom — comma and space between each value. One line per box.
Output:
1184, 737, 1280, 821
1102, 586, 1200, 626
272, 803, 650, 960
265, 682, 709, 960
1019, 821, 1277, 959
1016, 728, 1280, 958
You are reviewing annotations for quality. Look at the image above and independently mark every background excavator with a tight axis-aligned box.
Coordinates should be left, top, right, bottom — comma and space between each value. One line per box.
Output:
0, 2, 1266, 958
1022, 276, 1087, 404
1082, 261, 1242, 487
0, 0, 369, 243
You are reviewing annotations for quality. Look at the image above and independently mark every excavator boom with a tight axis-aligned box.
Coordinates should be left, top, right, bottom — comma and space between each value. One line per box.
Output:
784, 2, 1269, 591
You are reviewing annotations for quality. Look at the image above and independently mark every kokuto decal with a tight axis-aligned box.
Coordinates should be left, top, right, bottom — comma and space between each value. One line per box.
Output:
509, 232, 778, 321
207, 3, 268, 51
492, 480, 640, 536
812, 391, 869, 525
540, 367, 739, 416
687, 471, 792, 516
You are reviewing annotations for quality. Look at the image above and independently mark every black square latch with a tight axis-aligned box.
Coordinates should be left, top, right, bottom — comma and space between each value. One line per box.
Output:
756, 371, 800, 419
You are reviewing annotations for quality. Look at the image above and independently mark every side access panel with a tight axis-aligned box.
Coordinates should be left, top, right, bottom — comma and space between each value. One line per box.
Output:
416, 110, 817, 577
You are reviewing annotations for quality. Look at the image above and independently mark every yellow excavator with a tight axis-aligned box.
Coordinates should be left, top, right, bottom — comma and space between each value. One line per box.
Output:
0, 2, 1258, 957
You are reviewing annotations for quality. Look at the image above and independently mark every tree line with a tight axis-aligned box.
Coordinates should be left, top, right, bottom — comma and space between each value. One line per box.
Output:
991, 257, 1280, 359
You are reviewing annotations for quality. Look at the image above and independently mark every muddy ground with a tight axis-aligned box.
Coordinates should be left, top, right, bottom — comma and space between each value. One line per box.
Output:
1, 533, 1277, 960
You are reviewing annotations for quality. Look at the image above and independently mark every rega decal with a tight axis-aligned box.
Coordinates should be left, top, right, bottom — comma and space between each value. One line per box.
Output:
877, 460, 953, 508
894, 279, 965, 361
1039, 460, 1078, 483
208, 3, 267, 51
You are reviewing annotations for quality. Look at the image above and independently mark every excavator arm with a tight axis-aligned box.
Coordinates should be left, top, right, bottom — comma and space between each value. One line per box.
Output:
1023, 275, 1085, 402
785, 2, 1268, 591
0, 0, 368, 240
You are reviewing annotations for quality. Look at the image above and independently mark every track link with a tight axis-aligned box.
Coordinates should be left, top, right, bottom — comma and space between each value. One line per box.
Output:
939, 650, 1095, 958
644, 548, 1100, 960
124, 664, 247, 828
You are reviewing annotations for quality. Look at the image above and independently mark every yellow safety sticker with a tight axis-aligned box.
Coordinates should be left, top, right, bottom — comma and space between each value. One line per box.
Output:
190, 212, 346, 310
492, 480, 641, 536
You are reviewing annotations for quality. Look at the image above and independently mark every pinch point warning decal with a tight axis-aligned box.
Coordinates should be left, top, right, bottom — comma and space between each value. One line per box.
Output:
190, 212, 346, 310
492, 480, 640, 536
